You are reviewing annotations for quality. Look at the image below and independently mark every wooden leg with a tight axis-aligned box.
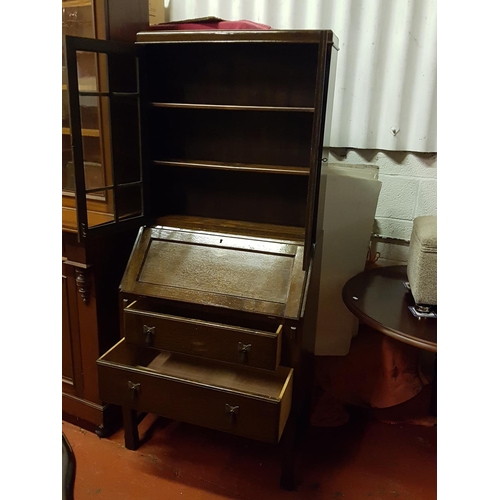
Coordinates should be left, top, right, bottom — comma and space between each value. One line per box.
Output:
280, 414, 298, 490
429, 355, 437, 416
279, 347, 315, 490
122, 407, 139, 450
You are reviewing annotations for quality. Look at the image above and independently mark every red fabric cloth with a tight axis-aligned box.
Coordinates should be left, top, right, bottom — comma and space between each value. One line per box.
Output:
149, 18, 271, 31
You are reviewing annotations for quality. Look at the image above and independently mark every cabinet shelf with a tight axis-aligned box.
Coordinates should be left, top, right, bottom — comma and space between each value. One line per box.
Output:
62, 127, 100, 137
149, 107, 313, 168
152, 159, 310, 176
150, 102, 315, 113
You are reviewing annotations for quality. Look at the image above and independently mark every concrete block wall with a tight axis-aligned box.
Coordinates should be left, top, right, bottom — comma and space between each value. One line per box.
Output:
325, 148, 437, 266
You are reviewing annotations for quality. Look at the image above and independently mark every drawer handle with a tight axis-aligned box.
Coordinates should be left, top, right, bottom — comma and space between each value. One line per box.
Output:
225, 404, 240, 424
128, 381, 141, 399
237, 342, 252, 363
143, 325, 155, 345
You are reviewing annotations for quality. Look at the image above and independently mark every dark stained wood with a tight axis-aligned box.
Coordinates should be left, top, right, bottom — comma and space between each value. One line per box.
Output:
150, 167, 309, 229
137, 32, 332, 269
151, 102, 315, 113
120, 226, 307, 318
138, 41, 318, 109
62, 230, 137, 430
122, 408, 140, 450
152, 159, 310, 176
304, 31, 332, 269
62, 262, 85, 397
98, 339, 293, 443
148, 107, 313, 167
102, 0, 149, 42
153, 215, 305, 242
65, 29, 335, 489
62, 393, 120, 434
136, 29, 338, 47
124, 300, 282, 370
342, 266, 437, 352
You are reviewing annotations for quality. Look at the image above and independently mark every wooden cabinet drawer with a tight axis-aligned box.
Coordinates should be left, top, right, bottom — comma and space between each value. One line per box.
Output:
123, 300, 282, 370
97, 338, 293, 443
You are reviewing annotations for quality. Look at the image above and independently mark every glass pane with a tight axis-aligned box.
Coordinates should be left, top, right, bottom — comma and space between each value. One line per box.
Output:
108, 52, 137, 93
72, 51, 109, 93
62, 2, 100, 204
63, 91, 109, 201
80, 94, 99, 129
87, 188, 115, 228
116, 185, 143, 221
62, 2, 95, 39
63, 134, 105, 195
76, 51, 98, 92
83, 184, 143, 229
82, 135, 105, 198
81, 135, 101, 167
111, 97, 141, 184
83, 160, 105, 191
62, 2, 96, 73
62, 164, 105, 196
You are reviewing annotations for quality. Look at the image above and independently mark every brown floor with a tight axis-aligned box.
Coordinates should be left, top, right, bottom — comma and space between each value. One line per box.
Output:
63, 400, 437, 500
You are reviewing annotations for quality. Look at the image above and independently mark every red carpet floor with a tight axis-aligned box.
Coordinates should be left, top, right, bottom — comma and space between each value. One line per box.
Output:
63, 409, 436, 500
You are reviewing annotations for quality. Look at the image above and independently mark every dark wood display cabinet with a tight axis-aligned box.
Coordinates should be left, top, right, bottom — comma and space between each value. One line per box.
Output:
62, 0, 149, 434
65, 29, 339, 487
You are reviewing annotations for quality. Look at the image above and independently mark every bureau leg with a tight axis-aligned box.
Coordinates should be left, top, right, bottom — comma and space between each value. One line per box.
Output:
122, 408, 139, 450
280, 414, 298, 490
429, 355, 437, 416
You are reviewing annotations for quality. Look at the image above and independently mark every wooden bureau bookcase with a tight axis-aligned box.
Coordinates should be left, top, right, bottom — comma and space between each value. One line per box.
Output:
65, 29, 338, 488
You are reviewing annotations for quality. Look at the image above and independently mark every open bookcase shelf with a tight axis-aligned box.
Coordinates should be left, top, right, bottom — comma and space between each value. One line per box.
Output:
150, 102, 315, 113
147, 106, 313, 168
151, 159, 310, 176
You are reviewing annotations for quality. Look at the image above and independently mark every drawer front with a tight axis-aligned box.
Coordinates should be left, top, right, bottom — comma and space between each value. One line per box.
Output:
98, 344, 292, 444
124, 308, 281, 370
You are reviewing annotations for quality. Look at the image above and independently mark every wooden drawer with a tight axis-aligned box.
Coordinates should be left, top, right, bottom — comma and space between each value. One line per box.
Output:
123, 300, 282, 370
97, 339, 293, 443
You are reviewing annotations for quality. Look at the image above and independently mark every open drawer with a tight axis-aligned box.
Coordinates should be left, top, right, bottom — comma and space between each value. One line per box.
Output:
97, 338, 293, 443
123, 299, 282, 370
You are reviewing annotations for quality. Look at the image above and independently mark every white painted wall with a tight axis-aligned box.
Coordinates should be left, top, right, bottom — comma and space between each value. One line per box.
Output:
326, 148, 437, 266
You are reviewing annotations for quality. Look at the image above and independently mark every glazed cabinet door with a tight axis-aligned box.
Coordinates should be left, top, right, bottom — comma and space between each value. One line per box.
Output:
62, 0, 99, 198
65, 35, 148, 241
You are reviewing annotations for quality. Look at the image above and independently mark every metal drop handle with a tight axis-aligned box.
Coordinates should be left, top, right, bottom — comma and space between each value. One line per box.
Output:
225, 404, 240, 423
143, 325, 156, 345
128, 381, 141, 399
237, 342, 251, 363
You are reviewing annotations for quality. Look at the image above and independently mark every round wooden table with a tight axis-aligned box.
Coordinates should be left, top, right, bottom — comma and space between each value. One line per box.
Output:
342, 265, 437, 352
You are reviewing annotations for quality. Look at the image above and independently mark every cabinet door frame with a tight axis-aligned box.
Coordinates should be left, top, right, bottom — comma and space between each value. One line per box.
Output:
65, 35, 149, 242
